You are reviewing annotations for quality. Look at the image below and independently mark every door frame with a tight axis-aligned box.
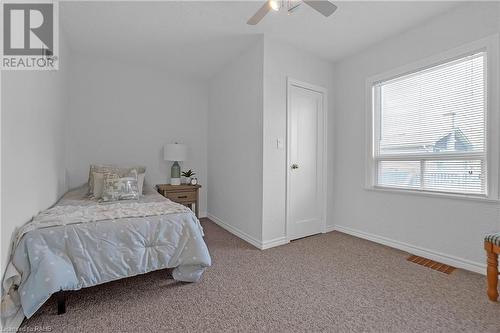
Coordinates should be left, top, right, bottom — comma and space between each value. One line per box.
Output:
286, 77, 328, 241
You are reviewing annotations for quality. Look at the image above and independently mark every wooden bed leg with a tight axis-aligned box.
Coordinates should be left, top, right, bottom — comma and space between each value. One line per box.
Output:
486, 243, 499, 302
56, 291, 66, 314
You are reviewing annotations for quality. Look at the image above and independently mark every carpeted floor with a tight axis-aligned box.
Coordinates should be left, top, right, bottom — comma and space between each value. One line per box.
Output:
22, 219, 499, 332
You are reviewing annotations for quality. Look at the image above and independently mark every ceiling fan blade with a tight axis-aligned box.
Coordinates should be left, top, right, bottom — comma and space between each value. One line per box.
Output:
303, 0, 337, 17
247, 1, 272, 25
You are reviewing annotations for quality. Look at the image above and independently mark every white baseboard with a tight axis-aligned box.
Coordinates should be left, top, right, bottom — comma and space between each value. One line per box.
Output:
206, 214, 288, 250
334, 224, 486, 275
198, 211, 208, 219
261, 236, 288, 249
207, 214, 262, 249
323, 224, 336, 233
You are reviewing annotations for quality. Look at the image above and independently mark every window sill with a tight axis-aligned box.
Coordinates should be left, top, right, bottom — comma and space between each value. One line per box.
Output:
365, 186, 500, 203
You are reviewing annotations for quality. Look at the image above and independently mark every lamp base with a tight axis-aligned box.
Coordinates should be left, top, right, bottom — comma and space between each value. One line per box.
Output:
170, 161, 181, 185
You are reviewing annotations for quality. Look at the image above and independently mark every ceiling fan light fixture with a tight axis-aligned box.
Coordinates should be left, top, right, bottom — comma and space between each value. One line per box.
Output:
247, 0, 337, 25
269, 0, 281, 11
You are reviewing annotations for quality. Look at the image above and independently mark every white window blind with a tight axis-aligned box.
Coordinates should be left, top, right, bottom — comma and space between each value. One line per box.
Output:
373, 52, 487, 195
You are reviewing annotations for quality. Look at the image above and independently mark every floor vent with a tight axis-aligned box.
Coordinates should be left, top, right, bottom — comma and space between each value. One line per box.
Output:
407, 255, 456, 274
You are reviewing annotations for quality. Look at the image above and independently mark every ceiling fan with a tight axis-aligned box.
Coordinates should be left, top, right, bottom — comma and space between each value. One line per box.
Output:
247, 0, 337, 25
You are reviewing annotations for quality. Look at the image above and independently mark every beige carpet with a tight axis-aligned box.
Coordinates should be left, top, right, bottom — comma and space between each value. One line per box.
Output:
22, 219, 499, 332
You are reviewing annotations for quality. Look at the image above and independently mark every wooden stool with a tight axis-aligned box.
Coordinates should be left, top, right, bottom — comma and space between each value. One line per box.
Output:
484, 233, 500, 302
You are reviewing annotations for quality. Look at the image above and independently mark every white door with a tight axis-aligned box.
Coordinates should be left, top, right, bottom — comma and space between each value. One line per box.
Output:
287, 80, 326, 241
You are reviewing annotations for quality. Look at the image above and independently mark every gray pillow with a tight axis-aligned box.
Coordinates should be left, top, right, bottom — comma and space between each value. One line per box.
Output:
92, 172, 107, 199
101, 170, 140, 202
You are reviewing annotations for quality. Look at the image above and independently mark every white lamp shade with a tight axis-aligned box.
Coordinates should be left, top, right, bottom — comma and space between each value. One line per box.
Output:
164, 143, 187, 161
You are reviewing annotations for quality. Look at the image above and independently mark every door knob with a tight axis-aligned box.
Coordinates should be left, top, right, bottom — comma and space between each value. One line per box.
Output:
291, 164, 299, 169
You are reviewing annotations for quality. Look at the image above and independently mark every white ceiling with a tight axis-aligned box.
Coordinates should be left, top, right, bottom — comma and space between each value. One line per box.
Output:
61, 1, 460, 79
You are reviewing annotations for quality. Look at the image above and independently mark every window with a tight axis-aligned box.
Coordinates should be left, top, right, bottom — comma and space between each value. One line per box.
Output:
370, 51, 490, 196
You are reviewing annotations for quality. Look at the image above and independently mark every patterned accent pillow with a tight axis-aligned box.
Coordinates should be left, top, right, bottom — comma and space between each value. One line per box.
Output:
92, 171, 146, 199
101, 170, 140, 202
88, 164, 146, 195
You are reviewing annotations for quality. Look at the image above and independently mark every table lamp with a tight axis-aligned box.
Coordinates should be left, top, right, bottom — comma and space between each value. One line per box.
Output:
164, 143, 187, 185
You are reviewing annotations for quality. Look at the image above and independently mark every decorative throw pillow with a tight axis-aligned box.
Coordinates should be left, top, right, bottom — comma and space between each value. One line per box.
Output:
92, 171, 145, 199
88, 164, 146, 195
101, 170, 140, 202
90, 172, 146, 199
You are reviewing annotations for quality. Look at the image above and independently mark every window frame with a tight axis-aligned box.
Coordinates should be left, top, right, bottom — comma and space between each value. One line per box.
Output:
365, 35, 500, 201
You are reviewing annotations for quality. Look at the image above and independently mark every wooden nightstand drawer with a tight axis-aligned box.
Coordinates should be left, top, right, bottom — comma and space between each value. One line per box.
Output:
164, 191, 196, 202
156, 184, 202, 218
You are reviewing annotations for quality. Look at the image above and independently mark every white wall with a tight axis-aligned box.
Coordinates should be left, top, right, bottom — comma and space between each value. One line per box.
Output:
1, 38, 71, 273
207, 39, 264, 244
262, 38, 335, 244
66, 55, 208, 215
332, 2, 500, 273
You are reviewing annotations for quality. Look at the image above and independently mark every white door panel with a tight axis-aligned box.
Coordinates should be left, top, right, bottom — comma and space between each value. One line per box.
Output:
287, 82, 325, 240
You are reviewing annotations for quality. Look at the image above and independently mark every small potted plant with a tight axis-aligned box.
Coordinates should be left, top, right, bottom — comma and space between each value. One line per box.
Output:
181, 169, 196, 184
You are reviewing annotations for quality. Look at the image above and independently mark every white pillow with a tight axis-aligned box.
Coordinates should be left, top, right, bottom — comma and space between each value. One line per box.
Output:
92, 172, 106, 199
137, 173, 145, 194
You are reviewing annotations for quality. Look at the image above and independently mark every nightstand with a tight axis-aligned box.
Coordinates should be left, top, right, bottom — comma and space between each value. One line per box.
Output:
156, 184, 201, 218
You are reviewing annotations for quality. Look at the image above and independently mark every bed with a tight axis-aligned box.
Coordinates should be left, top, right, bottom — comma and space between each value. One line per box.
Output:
1, 184, 211, 320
